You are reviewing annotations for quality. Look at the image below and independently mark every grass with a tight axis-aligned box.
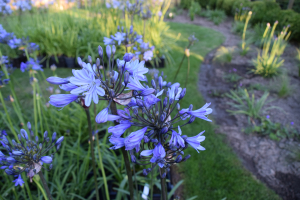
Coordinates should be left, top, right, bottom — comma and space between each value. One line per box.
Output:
0, 22, 280, 199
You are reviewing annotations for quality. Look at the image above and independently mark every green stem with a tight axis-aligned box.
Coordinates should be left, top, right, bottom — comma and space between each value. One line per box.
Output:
133, 164, 139, 200
85, 108, 100, 200
150, 164, 154, 200
0, 91, 18, 140
185, 56, 190, 87
38, 171, 53, 200
110, 101, 134, 200
32, 76, 38, 136
173, 54, 186, 82
160, 168, 167, 200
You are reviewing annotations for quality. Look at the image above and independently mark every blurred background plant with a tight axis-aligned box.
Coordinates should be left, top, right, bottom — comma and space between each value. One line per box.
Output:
188, 0, 201, 21
296, 48, 300, 77
252, 22, 291, 77
213, 46, 235, 64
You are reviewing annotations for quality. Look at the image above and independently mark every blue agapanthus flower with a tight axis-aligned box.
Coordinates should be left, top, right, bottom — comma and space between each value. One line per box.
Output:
20, 58, 43, 72
8, 36, 21, 49
0, 122, 64, 185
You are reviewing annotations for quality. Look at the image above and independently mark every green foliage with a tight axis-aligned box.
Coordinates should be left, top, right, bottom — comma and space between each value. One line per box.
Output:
218, 0, 236, 15
208, 9, 226, 25
296, 48, 300, 77
231, 21, 245, 35
225, 89, 277, 121
244, 117, 299, 141
213, 46, 235, 64
271, 74, 294, 98
188, 1, 201, 21
252, 22, 290, 77
223, 72, 242, 83
0, 3, 172, 65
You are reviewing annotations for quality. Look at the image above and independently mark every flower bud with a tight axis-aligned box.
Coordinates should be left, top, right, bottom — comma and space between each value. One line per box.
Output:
77, 57, 83, 67
124, 72, 129, 85
179, 88, 186, 100
136, 99, 144, 107
151, 139, 158, 143
96, 58, 100, 67
131, 154, 136, 163
163, 97, 168, 108
161, 172, 166, 178
112, 45, 116, 54
160, 127, 168, 134
182, 154, 191, 162
189, 104, 193, 111
158, 76, 163, 89
98, 46, 103, 57
175, 155, 182, 163
55, 136, 64, 146
106, 45, 111, 58
151, 79, 156, 89
123, 53, 134, 62
27, 122, 31, 130
177, 103, 180, 110
133, 108, 138, 115
49, 164, 53, 170
44, 131, 48, 139
52, 132, 57, 143
143, 169, 148, 176
88, 55, 92, 64
146, 168, 152, 173
143, 136, 150, 143
188, 116, 196, 124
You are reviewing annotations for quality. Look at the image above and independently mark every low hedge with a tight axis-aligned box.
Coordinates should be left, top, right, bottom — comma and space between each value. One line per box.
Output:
180, 0, 300, 43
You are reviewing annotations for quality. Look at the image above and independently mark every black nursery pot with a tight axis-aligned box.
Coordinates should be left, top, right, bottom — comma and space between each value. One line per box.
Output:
145, 57, 166, 68
50, 56, 66, 68
64, 56, 75, 68
37, 55, 47, 68
11, 56, 27, 68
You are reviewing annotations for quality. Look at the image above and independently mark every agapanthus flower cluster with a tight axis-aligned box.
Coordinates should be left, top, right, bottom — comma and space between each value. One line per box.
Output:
134, 42, 155, 61
0, 0, 12, 15
0, 25, 22, 49
20, 58, 43, 72
47, 45, 151, 113
46, 44, 212, 178
107, 71, 212, 176
0, 122, 64, 186
104, 25, 155, 61
13, 0, 31, 11
141, 8, 151, 20
0, 56, 10, 88
104, 25, 143, 47
106, 0, 123, 9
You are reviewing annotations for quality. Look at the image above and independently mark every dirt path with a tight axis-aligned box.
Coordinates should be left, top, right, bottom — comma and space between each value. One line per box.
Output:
167, 13, 300, 200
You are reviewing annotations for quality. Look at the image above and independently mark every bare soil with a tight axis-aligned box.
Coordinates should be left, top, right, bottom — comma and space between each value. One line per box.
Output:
167, 13, 300, 200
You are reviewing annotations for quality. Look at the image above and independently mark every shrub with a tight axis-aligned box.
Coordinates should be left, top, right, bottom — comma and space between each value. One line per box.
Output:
189, 1, 201, 21
180, 0, 193, 9
209, 9, 226, 25
220, 0, 236, 15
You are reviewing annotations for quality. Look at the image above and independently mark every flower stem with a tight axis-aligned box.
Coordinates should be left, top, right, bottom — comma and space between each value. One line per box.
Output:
110, 101, 134, 200
38, 171, 53, 200
160, 168, 167, 200
150, 164, 154, 200
133, 164, 140, 200
85, 108, 100, 200
173, 54, 186, 82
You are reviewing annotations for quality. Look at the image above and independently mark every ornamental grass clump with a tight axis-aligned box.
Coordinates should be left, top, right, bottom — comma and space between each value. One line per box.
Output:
0, 122, 64, 200
252, 21, 291, 77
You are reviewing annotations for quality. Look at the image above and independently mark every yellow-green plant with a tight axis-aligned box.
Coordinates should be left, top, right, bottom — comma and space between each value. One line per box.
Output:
252, 22, 291, 77
213, 46, 235, 64
296, 48, 300, 77
241, 11, 252, 56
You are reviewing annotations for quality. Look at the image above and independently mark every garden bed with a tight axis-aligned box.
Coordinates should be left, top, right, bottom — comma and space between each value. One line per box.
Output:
171, 13, 300, 200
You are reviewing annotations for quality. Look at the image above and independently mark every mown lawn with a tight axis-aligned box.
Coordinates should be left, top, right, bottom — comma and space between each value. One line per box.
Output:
0, 22, 279, 200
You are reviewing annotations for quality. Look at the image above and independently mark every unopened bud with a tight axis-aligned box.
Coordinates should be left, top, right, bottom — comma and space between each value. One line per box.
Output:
98, 46, 103, 57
